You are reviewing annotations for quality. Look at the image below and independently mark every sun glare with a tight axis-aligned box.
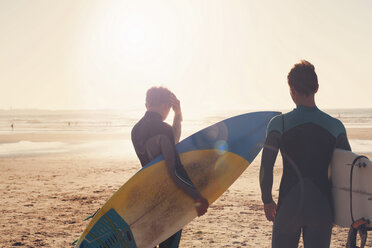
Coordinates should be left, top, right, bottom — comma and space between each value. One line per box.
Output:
113, 15, 155, 57
97, 12, 156, 61
77, 1, 171, 109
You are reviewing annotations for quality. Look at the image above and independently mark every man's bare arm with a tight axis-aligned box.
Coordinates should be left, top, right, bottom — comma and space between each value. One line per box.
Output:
170, 93, 182, 143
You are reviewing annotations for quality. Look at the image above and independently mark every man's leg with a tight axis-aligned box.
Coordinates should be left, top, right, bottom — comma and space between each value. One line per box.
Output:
302, 224, 332, 248
272, 185, 303, 248
272, 213, 301, 248
302, 179, 333, 248
159, 230, 182, 248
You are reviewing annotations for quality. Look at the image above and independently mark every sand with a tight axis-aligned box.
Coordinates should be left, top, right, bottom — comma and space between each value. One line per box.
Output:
1, 128, 371, 248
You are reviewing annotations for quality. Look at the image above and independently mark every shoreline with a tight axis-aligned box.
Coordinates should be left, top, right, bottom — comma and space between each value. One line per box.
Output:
0, 132, 131, 144
0, 127, 371, 143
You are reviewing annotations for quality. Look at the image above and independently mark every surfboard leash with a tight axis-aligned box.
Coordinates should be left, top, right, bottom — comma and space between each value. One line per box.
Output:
83, 208, 100, 221
346, 218, 369, 248
347, 155, 370, 248
349, 155, 368, 223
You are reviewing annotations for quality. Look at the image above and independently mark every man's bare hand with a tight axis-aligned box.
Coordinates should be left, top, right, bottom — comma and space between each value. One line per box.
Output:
194, 197, 209, 217
264, 201, 277, 222
169, 93, 181, 115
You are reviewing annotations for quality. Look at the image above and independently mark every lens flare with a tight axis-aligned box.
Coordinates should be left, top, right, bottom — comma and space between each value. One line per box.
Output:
214, 140, 228, 155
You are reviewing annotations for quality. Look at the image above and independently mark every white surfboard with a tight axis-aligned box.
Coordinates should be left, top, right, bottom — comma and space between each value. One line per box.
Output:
331, 149, 372, 227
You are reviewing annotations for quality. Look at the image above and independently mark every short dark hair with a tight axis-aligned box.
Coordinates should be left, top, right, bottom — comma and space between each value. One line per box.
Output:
287, 60, 318, 96
146, 86, 172, 107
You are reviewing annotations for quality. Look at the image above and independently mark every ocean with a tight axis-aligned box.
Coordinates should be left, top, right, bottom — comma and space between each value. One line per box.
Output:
0, 108, 371, 157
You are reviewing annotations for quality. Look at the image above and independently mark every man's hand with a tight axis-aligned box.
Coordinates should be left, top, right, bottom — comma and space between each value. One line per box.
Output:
194, 197, 209, 217
169, 93, 181, 116
264, 201, 277, 222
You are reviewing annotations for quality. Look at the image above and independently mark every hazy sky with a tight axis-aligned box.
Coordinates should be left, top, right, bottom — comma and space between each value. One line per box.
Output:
1, 0, 371, 116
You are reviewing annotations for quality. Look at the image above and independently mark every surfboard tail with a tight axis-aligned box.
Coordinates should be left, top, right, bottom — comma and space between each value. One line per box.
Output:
76, 209, 137, 248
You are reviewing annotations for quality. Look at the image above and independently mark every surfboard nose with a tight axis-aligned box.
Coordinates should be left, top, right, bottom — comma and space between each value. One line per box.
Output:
177, 111, 281, 163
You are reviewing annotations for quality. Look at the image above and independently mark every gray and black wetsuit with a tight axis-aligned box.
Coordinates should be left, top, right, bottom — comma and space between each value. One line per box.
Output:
131, 111, 197, 248
260, 105, 351, 248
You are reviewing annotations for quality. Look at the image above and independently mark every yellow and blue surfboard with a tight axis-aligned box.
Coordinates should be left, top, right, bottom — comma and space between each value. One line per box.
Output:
74, 111, 280, 248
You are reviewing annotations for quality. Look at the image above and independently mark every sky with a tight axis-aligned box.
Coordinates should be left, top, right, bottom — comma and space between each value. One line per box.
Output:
1, 0, 371, 117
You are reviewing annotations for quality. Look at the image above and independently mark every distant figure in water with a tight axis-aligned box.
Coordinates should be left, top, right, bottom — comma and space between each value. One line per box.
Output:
11, 123, 14, 131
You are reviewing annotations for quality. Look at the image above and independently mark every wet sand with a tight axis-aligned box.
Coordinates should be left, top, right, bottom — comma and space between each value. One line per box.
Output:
1, 128, 371, 247
0, 132, 130, 144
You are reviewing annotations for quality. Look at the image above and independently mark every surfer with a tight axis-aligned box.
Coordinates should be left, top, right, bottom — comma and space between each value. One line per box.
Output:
259, 60, 351, 248
131, 86, 209, 248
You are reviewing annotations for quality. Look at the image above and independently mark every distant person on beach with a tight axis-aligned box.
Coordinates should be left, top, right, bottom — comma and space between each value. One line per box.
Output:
11, 123, 14, 131
131, 86, 209, 248
259, 60, 351, 248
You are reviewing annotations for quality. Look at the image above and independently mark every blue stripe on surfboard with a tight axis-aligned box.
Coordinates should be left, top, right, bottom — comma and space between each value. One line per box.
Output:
79, 209, 137, 248
142, 111, 280, 169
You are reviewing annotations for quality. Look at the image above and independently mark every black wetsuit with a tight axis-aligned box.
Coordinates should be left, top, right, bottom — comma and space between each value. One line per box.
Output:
132, 111, 176, 166
260, 105, 351, 248
131, 111, 194, 248
131, 111, 194, 184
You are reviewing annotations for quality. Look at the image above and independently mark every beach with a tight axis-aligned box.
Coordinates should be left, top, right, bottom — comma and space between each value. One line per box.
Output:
1, 125, 371, 248
2, 0, 371, 246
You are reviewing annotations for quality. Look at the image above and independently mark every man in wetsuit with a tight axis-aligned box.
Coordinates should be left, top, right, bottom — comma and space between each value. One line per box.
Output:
131, 86, 209, 248
260, 60, 351, 248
